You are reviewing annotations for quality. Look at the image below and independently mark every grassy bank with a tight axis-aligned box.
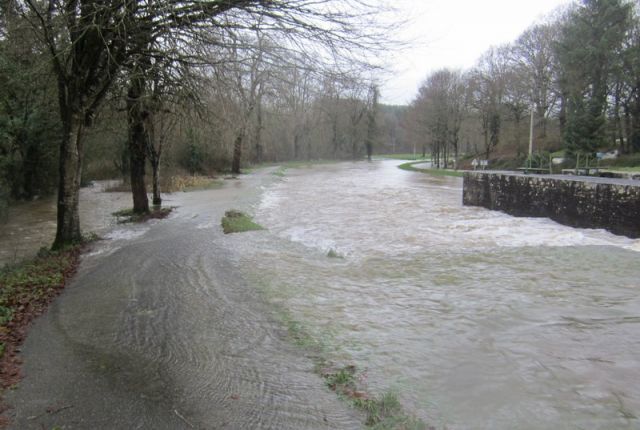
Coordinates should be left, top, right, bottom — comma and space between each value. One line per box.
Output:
398, 161, 464, 178
0, 239, 94, 390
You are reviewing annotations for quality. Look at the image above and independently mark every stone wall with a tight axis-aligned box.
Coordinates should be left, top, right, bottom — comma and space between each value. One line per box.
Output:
462, 172, 640, 238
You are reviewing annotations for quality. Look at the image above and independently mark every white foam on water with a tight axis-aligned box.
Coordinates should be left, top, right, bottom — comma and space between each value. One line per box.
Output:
449, 211, 635, 250
105, 227, 149, 241
257, 160, 639, 258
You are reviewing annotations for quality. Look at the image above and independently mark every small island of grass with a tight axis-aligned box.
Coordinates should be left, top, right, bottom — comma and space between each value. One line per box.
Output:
221, 210, 264, 234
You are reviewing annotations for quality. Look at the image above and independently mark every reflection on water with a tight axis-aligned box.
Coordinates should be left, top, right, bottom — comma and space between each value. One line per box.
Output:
0, 181, 130, 265
242, 160, 640, 429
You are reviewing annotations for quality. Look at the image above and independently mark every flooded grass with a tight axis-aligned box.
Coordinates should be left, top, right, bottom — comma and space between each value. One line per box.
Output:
398, 161, 463, 178
327, 249, 344, 259
169, 175, 223, 192
273, 305, 428, 429
271, 166, 288, 177
221, 210, 264, 234
112, 206, 174, 223
105, 175, 222, 193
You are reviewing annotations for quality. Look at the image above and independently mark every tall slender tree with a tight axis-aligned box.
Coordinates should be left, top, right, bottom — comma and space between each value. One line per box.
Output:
555, 0, 633, 153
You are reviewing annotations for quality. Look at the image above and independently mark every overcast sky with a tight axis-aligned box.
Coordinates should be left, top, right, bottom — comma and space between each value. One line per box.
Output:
380, 0, 573, 105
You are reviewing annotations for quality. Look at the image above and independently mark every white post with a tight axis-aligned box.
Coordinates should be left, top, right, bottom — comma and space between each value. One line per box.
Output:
528, 105, 534, 168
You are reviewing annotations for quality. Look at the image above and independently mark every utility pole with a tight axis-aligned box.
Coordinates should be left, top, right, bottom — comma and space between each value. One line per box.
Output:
528, 104, 535, 168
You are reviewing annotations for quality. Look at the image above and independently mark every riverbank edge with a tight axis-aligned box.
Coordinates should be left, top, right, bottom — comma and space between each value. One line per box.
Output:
398, 161, 464, 178
270, 305, 429, 430
0, 237, 98, 426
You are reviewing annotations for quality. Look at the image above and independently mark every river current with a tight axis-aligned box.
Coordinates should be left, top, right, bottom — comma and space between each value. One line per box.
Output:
240, 160, 640, 429
2, 160, 639, 429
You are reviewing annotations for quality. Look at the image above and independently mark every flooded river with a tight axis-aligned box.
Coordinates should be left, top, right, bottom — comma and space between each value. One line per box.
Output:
242, 160, 640, 429
4, 160, 640, 429
0, 181, 130, 265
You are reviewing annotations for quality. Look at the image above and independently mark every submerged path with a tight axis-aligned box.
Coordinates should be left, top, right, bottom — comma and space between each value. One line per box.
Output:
4, 171, 361, 429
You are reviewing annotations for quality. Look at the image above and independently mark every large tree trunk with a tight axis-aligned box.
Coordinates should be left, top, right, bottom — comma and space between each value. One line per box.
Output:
151, 158, 161, 206
254, 103, 263, 164
146, 111, 161, 207
331, 117, 339, 156
453, 144, 459, 170
623, 103, 632, 154
127, 78, 150, 214
443, 141, 449, 169
293, 133, 300, 160
630, 94, 640, 153
52, 114, 84, 249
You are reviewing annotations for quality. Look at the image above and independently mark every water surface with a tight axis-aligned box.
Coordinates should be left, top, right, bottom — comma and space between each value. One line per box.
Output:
239, 160, 640, 429
0, 181, 130, 265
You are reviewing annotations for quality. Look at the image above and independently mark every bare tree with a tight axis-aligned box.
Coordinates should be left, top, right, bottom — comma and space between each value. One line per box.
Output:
470, 46, 508, 160
365, 84, 380, 161
20, 0, 399, 246
512, 23, 559, 141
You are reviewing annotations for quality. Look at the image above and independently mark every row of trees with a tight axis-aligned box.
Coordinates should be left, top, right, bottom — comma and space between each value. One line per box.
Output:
1, 0, 401, 246
405, 0, 640, 168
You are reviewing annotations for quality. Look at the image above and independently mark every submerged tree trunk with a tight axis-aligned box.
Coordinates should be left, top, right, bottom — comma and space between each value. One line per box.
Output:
52, 114, 84, 249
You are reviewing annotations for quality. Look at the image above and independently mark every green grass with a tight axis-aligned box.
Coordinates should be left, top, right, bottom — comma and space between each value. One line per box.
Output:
280, 310, 325, 351
601, 166, 640, 172
182, 179, 223, 192
221, 210, 264, 234
376, 154, 430, 161
398, 161, 464, 178
272, 166, 288, 177
112, 206, 174, 223
251, 159, 341, 171
321, 365, 427, 429
598, 152, 640, 169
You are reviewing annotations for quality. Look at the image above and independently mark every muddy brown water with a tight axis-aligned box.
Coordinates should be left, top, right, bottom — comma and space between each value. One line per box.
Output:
0, 181, 131, 266
3, 161, 640, 429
